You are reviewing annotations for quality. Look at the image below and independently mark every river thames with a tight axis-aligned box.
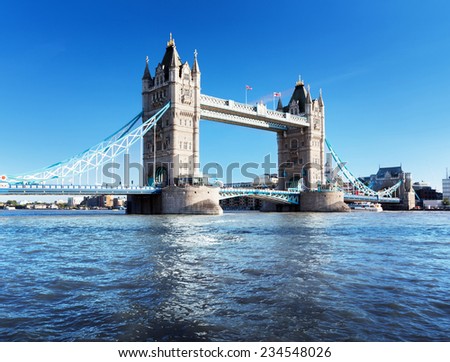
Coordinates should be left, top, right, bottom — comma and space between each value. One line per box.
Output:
0, 210, 449, 341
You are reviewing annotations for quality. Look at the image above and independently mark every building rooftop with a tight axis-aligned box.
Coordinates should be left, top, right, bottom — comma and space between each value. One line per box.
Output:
376, 166, 403, 179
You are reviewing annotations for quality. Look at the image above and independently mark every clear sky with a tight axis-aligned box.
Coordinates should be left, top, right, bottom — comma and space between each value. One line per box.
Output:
1, 0, 449, 192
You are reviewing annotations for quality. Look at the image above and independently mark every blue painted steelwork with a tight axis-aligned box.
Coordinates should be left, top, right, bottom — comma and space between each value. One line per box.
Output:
0, 184, 162, 196
6, 102, 171, 185
343, 194, 401, 204
325, 139, 402, 199
1, 184, 400, 205
219, 188, 299, 205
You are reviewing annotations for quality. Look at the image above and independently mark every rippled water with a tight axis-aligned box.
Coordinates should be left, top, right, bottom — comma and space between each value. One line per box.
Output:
0, 210, 449, 341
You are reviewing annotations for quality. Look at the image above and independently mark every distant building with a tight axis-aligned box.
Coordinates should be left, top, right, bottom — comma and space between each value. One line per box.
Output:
113, 197, 125, 208
361, 165, 407, 194
104, 195, 114, 208
413, 181, 442, 208
367, 166, 403, 191
67, 196, 84, 207
423, 200, 443, 209
443, 177, 450, 201
253, 174, 278, 188
362, 165, 415, 209
220, 197, 262, 210
83, 195, 114, 208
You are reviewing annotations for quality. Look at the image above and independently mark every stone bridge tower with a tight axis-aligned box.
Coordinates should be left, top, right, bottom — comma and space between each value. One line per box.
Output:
276, 80, 325, 190
142, 34, 201, 187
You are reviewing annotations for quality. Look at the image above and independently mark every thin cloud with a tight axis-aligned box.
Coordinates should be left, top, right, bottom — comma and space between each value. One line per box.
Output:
316, 68, 369, 86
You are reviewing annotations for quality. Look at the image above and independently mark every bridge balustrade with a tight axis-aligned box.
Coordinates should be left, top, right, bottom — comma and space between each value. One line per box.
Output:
200, 94, 308, 127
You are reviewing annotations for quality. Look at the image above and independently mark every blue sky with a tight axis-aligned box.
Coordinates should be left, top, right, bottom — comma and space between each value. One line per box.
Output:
1, 0, 449, 191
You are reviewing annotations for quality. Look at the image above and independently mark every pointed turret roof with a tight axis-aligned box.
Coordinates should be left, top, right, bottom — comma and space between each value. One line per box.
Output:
318, 88, 324, 107
376, 166, 403, 179
306, 85, 312, 104
276, 98, 283, 111
192, 49, 200, 74
160, 33, 182, 80
284, 80, 308, 113
142, 56, 152, 80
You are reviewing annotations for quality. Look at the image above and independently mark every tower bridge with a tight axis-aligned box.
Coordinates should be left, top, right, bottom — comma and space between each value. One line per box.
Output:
1, 35, 415, 213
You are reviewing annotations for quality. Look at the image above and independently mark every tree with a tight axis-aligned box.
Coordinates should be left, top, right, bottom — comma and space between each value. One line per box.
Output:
443, 198, 450, 206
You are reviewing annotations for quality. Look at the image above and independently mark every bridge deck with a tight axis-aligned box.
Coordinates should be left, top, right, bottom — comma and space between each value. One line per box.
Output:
344, 194, 401, 204
1, 185, 401, 205
200, 94, 309, 131
0, 185, 161, 196
219, 188, 300, 204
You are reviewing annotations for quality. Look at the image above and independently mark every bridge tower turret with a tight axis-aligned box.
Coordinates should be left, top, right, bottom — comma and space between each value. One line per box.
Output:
277, 79, 325, 190
142, 34, 201, 187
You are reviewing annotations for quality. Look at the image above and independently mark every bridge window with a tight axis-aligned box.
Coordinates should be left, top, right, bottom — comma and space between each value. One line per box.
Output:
164, 136, 170, 149
290, 139, 298, 149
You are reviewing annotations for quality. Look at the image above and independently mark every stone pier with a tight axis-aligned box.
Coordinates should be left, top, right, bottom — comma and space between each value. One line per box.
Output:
299, 191, 349, 212
127, 186, 222, 215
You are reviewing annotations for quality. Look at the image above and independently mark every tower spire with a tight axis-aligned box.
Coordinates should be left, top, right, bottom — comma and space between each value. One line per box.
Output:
276, 97, 283, 111
167, 32, 175, 47
318, 87, 324, 107
142, 55, 152, 80
306, 84, 312, 103
192, 49, 200, 73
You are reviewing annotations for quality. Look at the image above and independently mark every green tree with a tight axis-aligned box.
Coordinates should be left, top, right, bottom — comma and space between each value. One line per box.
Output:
443, 198, 450, 206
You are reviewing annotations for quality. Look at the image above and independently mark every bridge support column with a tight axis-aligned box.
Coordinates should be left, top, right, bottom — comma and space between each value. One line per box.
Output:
162, 186, 222, 215
127, 186, 222, 215
127, 194, 162, 214
260, 202, 300, 212
402, 191, 416, 210
300, 191, 349, 212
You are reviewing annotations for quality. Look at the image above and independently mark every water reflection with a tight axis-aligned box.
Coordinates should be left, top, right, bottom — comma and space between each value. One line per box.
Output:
0, 210, 449, 341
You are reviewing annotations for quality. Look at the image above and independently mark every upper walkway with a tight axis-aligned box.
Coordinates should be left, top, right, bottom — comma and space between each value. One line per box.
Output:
200, 94, 309, 131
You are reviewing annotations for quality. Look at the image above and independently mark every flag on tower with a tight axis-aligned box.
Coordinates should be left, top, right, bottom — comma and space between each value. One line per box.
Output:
246, 85, 253, 90
273, 92, 281, 97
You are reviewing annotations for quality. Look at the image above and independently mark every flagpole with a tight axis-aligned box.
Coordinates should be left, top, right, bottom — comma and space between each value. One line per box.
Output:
245, 87, 247, 105
273, 95, 275, 110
